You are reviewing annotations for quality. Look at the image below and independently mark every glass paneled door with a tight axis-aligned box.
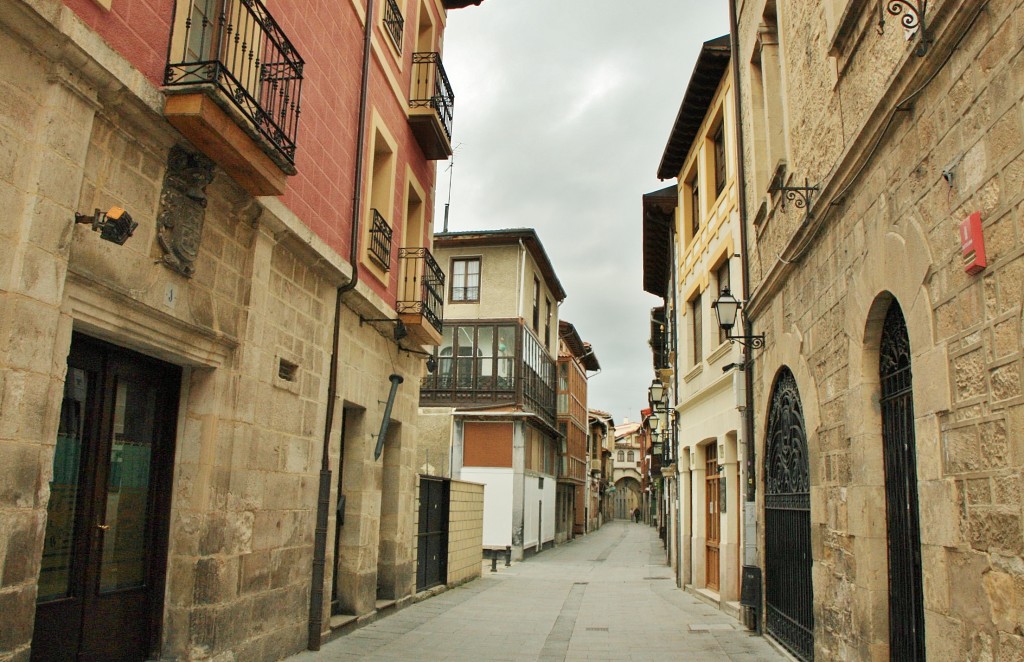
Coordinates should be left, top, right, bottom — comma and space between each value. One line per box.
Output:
33, 334, 181, 662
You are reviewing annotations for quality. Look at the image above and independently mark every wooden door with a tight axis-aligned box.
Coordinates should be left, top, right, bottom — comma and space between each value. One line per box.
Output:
33, 334, 180, 661
705, 444, 720, 592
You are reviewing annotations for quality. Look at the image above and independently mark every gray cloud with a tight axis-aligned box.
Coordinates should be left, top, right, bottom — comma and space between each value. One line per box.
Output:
436, 1, 730, 423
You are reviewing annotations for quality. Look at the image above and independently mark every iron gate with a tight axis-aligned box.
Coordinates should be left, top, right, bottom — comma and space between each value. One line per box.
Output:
880, 302, 926, 660
416, 477, 449, 592
764, 368, 814, 661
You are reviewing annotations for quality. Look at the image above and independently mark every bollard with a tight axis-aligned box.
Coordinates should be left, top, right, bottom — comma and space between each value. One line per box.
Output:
490, 555, 498, 573
504, 545, 511, 567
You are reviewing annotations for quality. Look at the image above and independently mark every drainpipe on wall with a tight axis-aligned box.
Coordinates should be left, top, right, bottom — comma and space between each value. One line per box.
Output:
728, 0, 761, 630
308, 0, 375, 650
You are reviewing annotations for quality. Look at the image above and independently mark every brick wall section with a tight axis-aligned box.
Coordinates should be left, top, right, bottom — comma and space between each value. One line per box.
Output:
446, 480, 484, 586
736, 0, 1024, 659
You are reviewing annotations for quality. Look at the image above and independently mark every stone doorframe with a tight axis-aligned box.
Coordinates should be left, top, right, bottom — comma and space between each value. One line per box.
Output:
845, 219, 953, 658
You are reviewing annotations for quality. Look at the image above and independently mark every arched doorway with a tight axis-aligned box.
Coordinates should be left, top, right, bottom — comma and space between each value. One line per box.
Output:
879, 301, 925, 660
764, 367, 814, 661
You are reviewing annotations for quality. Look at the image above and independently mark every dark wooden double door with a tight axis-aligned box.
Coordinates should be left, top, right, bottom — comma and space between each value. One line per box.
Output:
33, 334, 180, 662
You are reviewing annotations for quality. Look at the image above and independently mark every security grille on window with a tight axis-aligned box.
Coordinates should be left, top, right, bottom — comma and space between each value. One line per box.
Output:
450, 257, 480, 302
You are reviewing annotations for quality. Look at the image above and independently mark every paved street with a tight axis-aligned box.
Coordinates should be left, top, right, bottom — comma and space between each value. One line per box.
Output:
292, 521, 785, 661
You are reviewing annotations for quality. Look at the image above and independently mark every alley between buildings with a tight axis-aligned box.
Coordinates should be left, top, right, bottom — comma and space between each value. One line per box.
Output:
290, 521, 784, 662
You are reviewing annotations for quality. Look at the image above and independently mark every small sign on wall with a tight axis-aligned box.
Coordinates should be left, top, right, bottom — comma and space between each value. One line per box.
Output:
959, 211, 987, 275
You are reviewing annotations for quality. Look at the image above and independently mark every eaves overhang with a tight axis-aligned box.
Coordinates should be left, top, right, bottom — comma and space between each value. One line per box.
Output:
657, 34, 731, 180
434, 228, 567, 302
642, 185, 677, 298
442, 0, 485, 8
559, 321, 601, 371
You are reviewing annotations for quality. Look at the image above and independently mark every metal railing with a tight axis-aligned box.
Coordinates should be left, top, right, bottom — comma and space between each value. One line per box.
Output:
368, 209, 393, 271
410, 52, 454, 139
165, 0, 304, 165
397, 247, 444, 333
383, 0, 404, 53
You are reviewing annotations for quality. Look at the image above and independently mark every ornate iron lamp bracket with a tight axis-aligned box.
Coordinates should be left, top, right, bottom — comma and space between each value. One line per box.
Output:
769, 176, 819, 224
881, 0, 931, 57
726, 329, 766, 350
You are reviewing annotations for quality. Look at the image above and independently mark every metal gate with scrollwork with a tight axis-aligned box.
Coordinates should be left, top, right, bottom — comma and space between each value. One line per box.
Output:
764, 367, 814, 661
880, 301, 925, 661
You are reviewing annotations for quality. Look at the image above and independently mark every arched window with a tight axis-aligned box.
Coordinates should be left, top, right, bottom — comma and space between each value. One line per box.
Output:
617, 450, 624, 462
627, 451, 635, 462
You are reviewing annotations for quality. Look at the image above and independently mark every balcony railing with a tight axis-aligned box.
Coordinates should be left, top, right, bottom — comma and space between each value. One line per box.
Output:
410, 52, 454, 140
165, 0, 304, 165
368, 209, 393, 271
383, 0, 404, 53
397, 247, 444, 334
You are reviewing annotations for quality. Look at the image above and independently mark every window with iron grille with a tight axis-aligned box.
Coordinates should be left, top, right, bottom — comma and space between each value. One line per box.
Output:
368, 209, 393, 271
383, 0, 404, 53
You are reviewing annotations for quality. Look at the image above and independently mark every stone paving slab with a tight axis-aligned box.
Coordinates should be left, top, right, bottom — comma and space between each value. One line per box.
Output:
289, 522, 786, 662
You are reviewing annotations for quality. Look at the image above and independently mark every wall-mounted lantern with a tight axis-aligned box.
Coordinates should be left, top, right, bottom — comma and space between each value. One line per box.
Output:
712, 287, 765, 350
75, 207, 137, 245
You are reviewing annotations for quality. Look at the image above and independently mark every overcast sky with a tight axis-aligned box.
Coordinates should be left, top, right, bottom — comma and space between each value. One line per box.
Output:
434, 1, 730, 425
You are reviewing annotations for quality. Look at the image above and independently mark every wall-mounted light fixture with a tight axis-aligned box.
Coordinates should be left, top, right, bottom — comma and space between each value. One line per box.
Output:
648, 379, 665, 408
712, 287, 765, 349
75, 207, 138, 245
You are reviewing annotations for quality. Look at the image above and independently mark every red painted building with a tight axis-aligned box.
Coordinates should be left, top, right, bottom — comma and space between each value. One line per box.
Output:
0, 0, 485, 659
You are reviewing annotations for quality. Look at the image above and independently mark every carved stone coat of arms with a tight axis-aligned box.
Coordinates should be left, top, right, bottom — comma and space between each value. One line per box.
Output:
157, 146, 215, 277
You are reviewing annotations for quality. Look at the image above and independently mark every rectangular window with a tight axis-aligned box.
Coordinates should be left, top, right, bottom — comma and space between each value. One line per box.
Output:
532, 277, 540, 331
717, 262, 730, 345
545, 298, 552, 347
450, 257, 480, 302
713, 121, 727, 197
689, 168, 701, 238
691, 291, 703, 366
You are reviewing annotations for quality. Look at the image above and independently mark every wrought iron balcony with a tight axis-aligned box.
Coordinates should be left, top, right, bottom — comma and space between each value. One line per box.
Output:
368, 209, 393, 271
164, 0, 304, 195
409, 52, 454, 159
384, 0, 404, 53
397, 247, 445, 346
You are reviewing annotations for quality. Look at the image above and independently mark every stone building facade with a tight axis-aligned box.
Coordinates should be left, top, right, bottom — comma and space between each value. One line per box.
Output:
0, 0, 483, 660
646, 34, 749, 618
732, 0, 1024, 660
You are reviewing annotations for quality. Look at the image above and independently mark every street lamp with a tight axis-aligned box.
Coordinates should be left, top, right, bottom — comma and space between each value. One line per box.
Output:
649, 413, 660, 431
648, 379, 665, 407
712, 287, 765, 349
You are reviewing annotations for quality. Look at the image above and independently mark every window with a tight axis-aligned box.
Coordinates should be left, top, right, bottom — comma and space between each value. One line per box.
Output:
717, 262, 730, 344
558, 363, 569, 414
713, 121, 727, 197
431, 324, 515, 391
691, 291, 703, 365
532, 277, 540, 331
751, 9, 787, 197
545, 298, 552, 347
689, 168, 701, 238
450, 257, 480, 302
617, 450, 624, 462
627, 450, 635, 463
